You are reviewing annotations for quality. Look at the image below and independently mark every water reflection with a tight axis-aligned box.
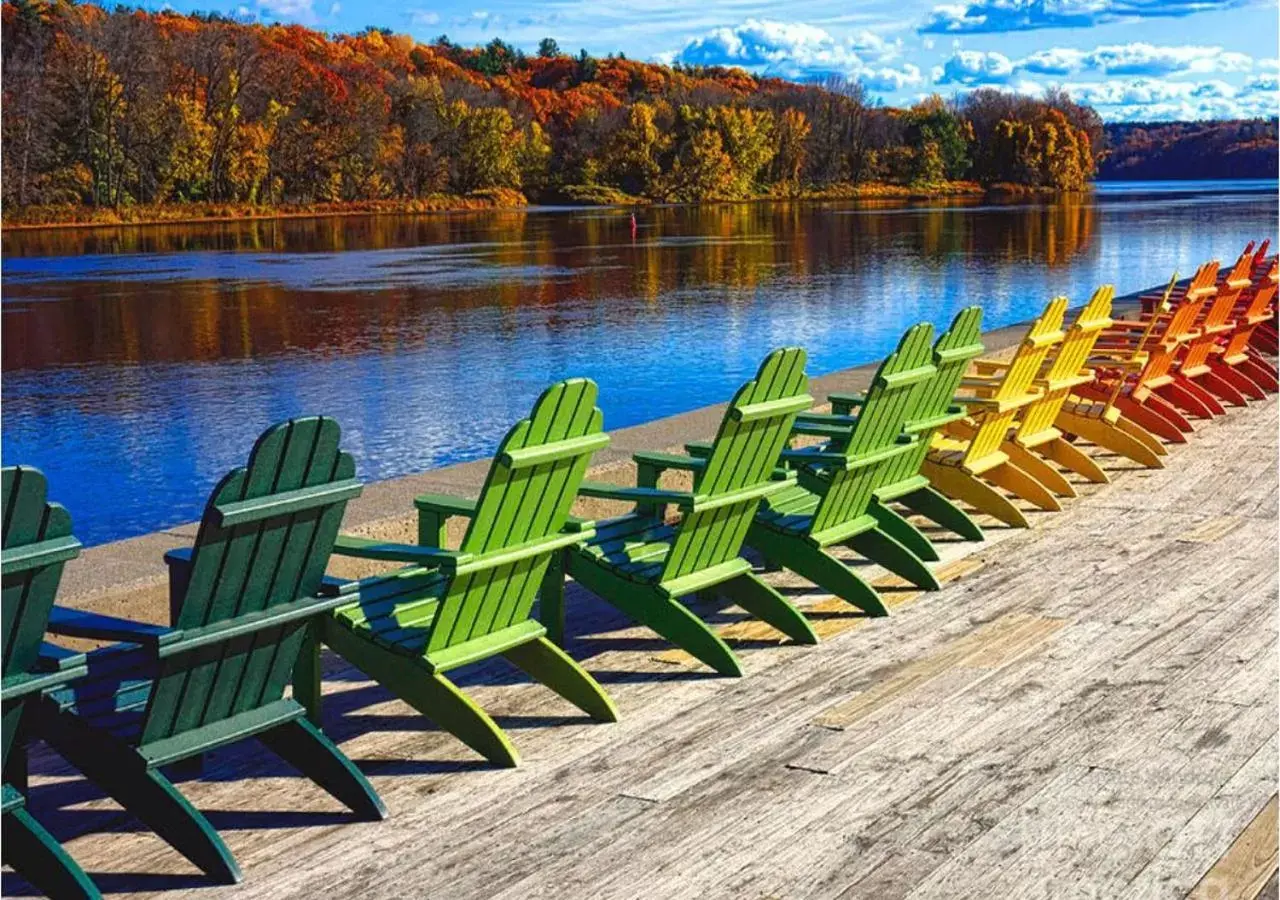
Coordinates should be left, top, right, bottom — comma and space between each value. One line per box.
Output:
3, 184, 1275, 545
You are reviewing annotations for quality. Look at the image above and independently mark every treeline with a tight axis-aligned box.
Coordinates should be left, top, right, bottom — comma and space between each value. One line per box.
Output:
1, 0, 1102, 219
1099, 120, 1278, 180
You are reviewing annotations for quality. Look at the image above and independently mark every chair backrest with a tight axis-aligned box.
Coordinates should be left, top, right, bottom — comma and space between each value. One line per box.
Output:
1251, 239, 1270, 271
888, 307, 986, 483
1139, 266, 1213, 388
140, 417, 361, 746
660, 348, 812, 584
426, 379, 610, 654
963, 298, 1067, 467
809, 324, 936, 536
1017, 286, 1114, 440
2, 466, 81, 768
1223, 279, 1279, 358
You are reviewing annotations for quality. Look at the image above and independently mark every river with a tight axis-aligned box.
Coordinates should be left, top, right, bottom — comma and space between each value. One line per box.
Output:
3, 179, 1275, 545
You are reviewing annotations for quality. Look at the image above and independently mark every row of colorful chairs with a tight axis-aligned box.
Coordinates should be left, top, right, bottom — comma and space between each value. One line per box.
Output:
3, 242, 1275, 898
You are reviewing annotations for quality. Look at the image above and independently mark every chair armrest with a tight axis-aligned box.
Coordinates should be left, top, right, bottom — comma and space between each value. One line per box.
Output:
563, 514, 595, 533
906, 405, 966, 433
683, 440, 713, 459
632, 451, 706, 474
578, 481, 697, 510
778, 448, 849, 468
827, 393, 865, 415
795, 412, 859, 428
46, 606, 176, 647
971, 359, 1011, 375
791, 419, 856, 440
155, 594, 357, 658
332, 535, 469, 573
414, 493, 479, 548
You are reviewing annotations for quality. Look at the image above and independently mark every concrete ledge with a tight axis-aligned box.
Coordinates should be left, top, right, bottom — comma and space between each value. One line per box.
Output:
53, 294, 1145, 608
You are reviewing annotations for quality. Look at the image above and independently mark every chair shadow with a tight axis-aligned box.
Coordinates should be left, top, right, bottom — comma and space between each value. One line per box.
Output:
3, 870, 210, 896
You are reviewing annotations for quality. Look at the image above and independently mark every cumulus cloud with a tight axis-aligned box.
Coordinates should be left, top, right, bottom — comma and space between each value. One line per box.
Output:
256, 0, 314, 21
668, 19, 922, 91
934, 50, 1015, 85
1063, 76, 1278, 121
920, 0, 1258, 34
935, 42, 1261, 86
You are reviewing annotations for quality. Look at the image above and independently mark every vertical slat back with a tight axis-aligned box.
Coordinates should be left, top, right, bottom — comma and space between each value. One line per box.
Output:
426, 380, 608, 654
1224, 281, 1279, 358
1018, 286, 1114, 438
660, 348, 811, 583
964, 299, 1067, 465
140, 418, 357, 744
2, 467, 80, 769
811, 324, 936, 535
891, 308, 986, 484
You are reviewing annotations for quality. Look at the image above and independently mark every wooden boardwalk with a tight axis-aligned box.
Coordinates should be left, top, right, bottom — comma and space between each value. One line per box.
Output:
6, 396, 1277, 899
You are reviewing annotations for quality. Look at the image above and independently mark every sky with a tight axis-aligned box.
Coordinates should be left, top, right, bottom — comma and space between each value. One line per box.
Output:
169, 0, 1279, 121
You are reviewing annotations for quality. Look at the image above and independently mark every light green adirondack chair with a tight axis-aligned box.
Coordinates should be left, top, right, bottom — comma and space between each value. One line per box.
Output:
828, 307, 987, 542
35, 418, 386, 886
302, 379, 619, 769
552, 348, 819, 677
2, 466, 101, 900
729, 323, 942, 612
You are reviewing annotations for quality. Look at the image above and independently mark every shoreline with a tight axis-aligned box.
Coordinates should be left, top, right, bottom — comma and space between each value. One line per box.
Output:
0, 181, 1071, 233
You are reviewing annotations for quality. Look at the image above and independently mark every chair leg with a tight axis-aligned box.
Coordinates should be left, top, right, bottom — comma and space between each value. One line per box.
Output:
502, 636, 620, 722
1055, 411, 1164, 469
257, 718, 386, 820
1116, 395, 1191, 443
1001, 441, 1078, 497
846, 528, 941, 591
1156, 377, 1223, 419
897, 486, 986, 542
38, 714, 241, 884
922, 460, 1030, 528
1208, 361, 1265, 401
3, 801, 101, 900
294, 621, 324, 727
538, 551, 568, 646
320, 621, 521, 767
749, 529, 888, 617
716, 571, 819, 644
1238, 356, 1279, 392
1115, 414, 1172, 458
1038, 436, 1110, 484
568, 561, 744, 677
980, 462, 1061, 513
1198, 369, 1249, 407
867, 500, 940, 562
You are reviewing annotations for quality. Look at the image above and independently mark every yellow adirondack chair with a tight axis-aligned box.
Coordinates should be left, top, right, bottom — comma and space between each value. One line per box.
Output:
1055, 279, 1172, 470
968, 286, 1116, 495
923, 297, 1068, 528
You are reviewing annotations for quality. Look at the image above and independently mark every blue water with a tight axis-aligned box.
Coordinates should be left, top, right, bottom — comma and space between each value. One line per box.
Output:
3, 180, 1276, 546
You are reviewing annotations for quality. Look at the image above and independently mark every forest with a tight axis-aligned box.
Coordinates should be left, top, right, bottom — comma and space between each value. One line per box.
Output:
0, 1, 1112, 224
1100, 120, 1278, 180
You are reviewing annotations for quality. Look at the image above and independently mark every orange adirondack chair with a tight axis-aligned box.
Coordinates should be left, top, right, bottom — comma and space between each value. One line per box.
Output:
1163, 250, 1256, 411
1073, 269, 1210, 444
1213, 258, 1279, 397
924, 297, 1068, 528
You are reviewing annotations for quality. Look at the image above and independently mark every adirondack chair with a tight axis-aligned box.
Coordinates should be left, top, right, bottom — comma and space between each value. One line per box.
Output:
300, 380, 619, 769
680, 325, 944, 609
924, 298, 1069, 528
1076, 265, 1215, 443
1212, 263, 1279, 398
828, 306, 988, 542
555, 349, 818, 677
729, 324, 944, 608
1170, 250, 1255, 410
2, 467, 101, 900
33, 418, 386, 885
968, 286, 1116, 492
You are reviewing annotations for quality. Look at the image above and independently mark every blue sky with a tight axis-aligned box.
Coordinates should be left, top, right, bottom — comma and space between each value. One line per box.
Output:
173, 0, 1277, 121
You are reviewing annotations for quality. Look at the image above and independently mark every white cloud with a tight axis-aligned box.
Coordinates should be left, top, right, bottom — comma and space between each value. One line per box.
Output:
934, 49, 1015, 84
920, 0, 1259, 34
935, 42, 1263, 86
1063, 76, 1278, 120
256, 0, 314, 21
668, 18, 921, 92
409, 9, 440, 28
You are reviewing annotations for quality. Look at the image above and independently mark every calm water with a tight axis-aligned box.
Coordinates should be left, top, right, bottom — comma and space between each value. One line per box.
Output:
4, 179, 1276, 546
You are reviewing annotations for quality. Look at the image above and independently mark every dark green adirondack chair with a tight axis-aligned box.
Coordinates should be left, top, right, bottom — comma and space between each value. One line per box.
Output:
2, 467, 101, 900
554, 348, 819, 677
720, 323, 942, 615
34, 418, 386, 886
828, 306, 987, 542
301, 379, 619, 769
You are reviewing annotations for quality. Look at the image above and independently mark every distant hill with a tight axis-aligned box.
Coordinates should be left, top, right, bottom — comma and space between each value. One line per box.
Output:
1100, 120, 1278, 180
